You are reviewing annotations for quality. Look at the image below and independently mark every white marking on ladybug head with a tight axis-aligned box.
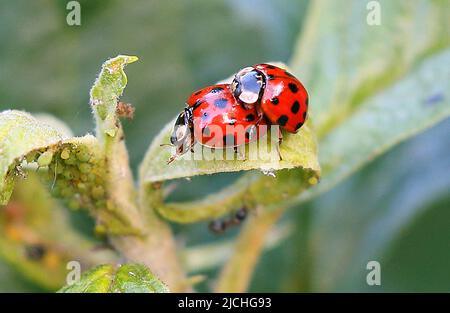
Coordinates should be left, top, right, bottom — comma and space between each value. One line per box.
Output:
231, 67, 265, 106
238, 90, 259, 104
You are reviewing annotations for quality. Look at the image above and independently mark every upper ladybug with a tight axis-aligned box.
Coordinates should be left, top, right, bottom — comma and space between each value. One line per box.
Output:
230, 64, 309, 133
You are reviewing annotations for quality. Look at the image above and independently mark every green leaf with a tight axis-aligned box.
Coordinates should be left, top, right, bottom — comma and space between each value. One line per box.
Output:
58, 264, 114, 293
285, 120, 450, 291
140, 118, 320, 223
58, 263, 169, 293
291, 0, 450, 137
111, 263, 170, 293
140, 121, 320, 183
300, 49, 450, 202
288, 0, 450, 202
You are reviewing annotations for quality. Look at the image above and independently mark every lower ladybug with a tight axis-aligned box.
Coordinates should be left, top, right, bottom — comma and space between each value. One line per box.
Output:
168, 84, 266, 163
231, 64, 308, 133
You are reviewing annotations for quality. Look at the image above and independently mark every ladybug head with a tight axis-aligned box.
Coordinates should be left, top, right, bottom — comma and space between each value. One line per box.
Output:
231, 67, 265, 107
170, 108, 192, 147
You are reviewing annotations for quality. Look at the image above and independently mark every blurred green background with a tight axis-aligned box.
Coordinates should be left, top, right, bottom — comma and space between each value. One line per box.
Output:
0, 0, 449, 292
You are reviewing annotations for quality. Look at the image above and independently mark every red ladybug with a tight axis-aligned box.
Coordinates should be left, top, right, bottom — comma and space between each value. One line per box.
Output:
230, 64, 308, 133
168, 84, 266, 163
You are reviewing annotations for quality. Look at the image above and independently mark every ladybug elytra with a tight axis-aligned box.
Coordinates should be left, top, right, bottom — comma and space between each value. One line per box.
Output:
231, 64, 308, 133
168, 84, 266, 163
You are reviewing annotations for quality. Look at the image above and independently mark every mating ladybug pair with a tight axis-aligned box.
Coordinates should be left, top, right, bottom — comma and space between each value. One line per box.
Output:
167, 64, 309, 163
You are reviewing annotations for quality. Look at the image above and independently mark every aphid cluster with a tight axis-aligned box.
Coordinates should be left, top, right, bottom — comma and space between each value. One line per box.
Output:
22, 144, 108, 215
208, 207, 248, 234
167, 64, 309, 163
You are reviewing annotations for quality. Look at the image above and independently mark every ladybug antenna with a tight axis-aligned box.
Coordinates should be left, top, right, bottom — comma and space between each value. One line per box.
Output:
166, 154, 177, 164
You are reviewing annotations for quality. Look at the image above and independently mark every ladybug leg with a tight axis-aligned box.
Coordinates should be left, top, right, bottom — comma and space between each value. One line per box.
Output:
276, 128, 283, 161
278, 127, 283, 145
189, 128, 196, 154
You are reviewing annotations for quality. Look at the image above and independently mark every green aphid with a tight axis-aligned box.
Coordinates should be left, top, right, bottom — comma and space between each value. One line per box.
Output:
91, 186, 105, 199
80, 174, 88, 182
62, 169, 74, 180
64, 154, 77, 165
106, 200, 115, 211
76, 149, 91, 162
77, 182, 87, 191
48, 161, 63, 174
37, 150, 53, 167
87, 173, 96, 182
50, 186, 61, 197
68, 199, 80, 210
60, 187, 73, 198
95, 224, 107, 235
78, 163, 91, 174
95, 200, 106, 209
60, 148, 70, 160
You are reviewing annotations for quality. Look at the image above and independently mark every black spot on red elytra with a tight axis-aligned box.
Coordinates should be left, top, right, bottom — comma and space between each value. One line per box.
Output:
210, 87, 224, 93
265, 64, 276, 69
277, 115, 289, 127
291, 101, 300, 114
194, 90, 202, 96
295, 122, 304, 130
245, 114, 255, 122
271, 97, 279, 105
288, 83, 298, 93
214, 98, 228, 109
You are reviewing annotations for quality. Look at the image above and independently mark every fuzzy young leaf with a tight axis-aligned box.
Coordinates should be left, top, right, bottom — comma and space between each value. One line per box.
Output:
0, 110, 137, 234
58, 263, 169, 293
90, 55, 138, 139
0, 111, 103, 206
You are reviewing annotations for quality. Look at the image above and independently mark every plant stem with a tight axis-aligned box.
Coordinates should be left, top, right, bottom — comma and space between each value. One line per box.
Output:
103, 127, 189, 291
214, 206, 285, 292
